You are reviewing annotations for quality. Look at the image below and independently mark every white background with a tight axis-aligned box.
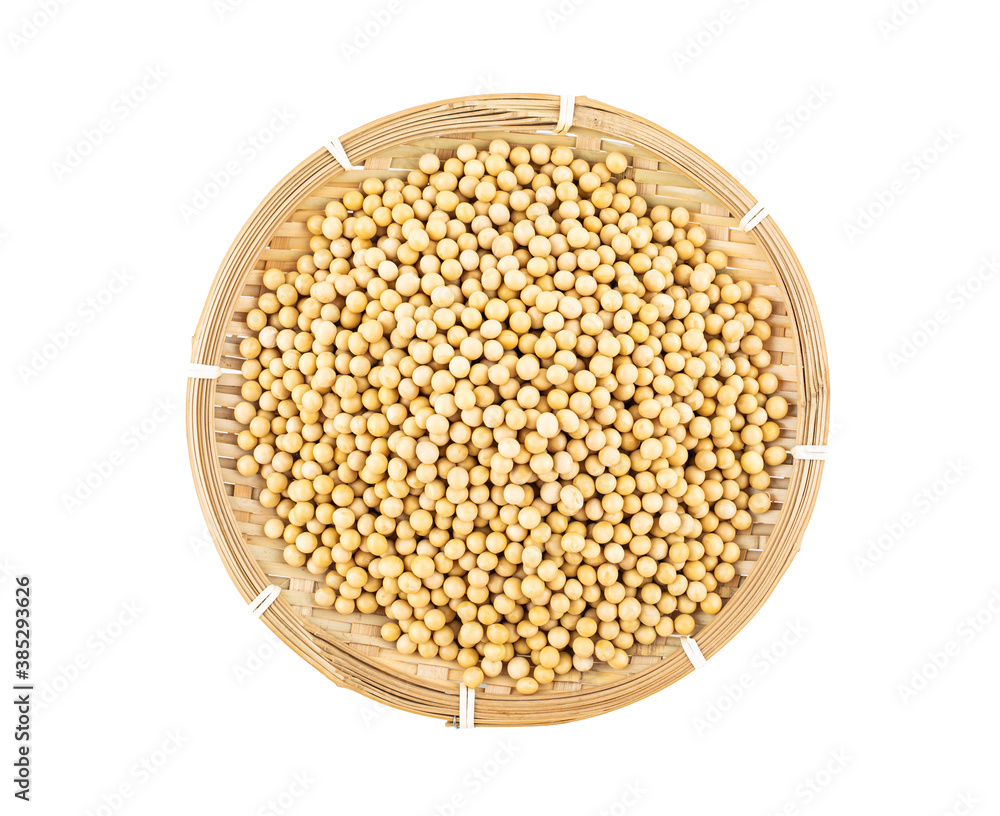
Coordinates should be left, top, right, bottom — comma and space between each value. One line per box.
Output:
4, 0, 999, 814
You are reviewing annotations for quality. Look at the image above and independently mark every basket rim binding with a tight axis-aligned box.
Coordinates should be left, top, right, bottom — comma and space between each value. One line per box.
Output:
186, 93, 830, 727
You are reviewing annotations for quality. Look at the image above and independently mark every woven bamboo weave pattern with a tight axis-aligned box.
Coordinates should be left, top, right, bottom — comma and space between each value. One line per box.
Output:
187, 95, 829, 727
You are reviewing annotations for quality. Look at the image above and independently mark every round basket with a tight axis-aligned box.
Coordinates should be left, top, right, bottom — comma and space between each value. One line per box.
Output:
187, 94, 830, 727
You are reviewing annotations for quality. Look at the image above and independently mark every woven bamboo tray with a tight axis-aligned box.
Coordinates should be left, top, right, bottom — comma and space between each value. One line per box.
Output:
187, 94, 829, 727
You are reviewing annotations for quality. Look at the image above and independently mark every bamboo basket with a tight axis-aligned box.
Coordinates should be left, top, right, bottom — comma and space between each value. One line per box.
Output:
187, 94, 829, 727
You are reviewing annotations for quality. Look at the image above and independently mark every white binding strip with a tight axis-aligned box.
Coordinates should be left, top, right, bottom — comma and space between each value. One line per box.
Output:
553, 95, 575, 135
791, 444, 829, 460
679, 636, 707, 669
325, 136, 362, 170
739, 201, 769, 231
457, 684, 476, 729
248, 584, 281, 618
187, 363, 221, 379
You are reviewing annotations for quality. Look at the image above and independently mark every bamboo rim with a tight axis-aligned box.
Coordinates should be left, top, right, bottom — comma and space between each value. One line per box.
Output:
186, 94, 830, 727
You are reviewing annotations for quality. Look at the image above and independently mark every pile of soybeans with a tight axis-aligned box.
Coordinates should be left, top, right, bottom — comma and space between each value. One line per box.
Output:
231, 140, 789, 695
